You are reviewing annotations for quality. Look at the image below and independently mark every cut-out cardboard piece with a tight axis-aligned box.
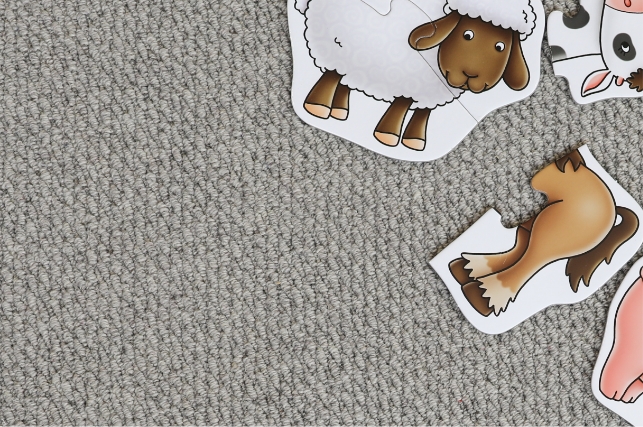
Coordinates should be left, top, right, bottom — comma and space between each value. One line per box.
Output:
593, 257, 643, 426
288, 0, 545, 162
548, 0, 643, 105
430, 146, 643, 334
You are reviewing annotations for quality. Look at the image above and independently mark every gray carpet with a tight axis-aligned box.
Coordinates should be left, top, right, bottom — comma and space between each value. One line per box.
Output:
1, 0, 641, 424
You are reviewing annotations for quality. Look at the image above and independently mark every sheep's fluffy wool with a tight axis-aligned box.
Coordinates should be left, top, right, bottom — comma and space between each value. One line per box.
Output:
444, 0, 536, 40
302, 0, 463, 110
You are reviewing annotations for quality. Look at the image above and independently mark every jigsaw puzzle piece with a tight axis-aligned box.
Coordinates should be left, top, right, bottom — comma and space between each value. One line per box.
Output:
547, 0, 643, 104
430, 146, 643, 334
288, 0, 544, 161
592, 258, 643, 426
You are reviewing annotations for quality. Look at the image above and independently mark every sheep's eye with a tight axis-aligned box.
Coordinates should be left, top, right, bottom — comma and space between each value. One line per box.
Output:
463, 30, 474, 41
622, 42, 631, 53
495, 42, 506, 52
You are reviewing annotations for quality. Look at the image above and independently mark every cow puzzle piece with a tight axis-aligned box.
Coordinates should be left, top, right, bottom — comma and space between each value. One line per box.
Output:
288, 0, 545, 162
548, 0, 643, 104
430, 146, 643, 334
592, 257, 643, 426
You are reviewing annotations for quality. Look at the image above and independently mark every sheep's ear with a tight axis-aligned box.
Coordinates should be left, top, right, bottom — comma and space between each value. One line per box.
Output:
409, 12, 461, 51
503, 32, 530, 91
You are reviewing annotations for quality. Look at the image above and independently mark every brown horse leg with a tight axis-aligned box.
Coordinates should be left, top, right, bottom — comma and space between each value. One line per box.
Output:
330, 84, 351, 121
304, 70, 343, 119
402, 108, 431, 151
454, 218, 534, 283
374, 97, 413, 146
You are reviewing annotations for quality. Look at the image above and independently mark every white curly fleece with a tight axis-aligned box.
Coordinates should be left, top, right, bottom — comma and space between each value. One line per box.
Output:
301, 0, 463, 110
444, 0, 536, 40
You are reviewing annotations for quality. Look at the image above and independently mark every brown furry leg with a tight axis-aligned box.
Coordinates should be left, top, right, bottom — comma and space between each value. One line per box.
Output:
374, 97, 413, 146
330, 84, 351, 121
450, 258, 473, 286
566, 207, 640, 292
304, 70, 343, 119
462, 281, 493, 317
459, 219, 533, 280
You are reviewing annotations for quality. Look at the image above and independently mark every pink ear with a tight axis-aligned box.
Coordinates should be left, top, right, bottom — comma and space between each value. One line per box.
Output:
582, 70, 613, 96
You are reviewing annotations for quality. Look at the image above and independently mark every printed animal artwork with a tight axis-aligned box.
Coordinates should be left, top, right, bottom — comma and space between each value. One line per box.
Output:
430, 146, 643, 334
592, 258, 643, 426
548, 0, 643, 104
288, 0, 545, 162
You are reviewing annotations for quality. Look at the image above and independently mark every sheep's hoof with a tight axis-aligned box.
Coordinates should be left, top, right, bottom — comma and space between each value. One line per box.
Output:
330, 108, 348, 121
304, 103, 331, 119
462, 281, 493, 317
374, 132, 400, 147
402, 138, 426, 151
449, 258, 473, 286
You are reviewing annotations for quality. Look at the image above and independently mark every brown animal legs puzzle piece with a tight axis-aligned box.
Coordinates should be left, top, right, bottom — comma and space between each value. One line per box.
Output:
430, 146, 643, 334
449, 149, 639, 316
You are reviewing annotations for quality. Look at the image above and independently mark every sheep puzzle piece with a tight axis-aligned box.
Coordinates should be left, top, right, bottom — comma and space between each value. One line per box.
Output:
593, 257, 643, 426
431, 146, 643, 334
288, 0, 545, 162
548, 0, 643, 104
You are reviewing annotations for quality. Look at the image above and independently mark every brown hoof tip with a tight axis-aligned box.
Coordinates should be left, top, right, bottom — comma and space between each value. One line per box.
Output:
402, 138, 426, 151
374, 132, 400, 147
330, 108, 348, 121
462, 282, 493, 317
304, 103, 331, 119
449, 258, 473, 286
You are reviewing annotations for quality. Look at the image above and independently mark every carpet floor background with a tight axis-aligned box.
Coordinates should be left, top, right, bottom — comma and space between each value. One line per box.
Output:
1, 0, 642, 424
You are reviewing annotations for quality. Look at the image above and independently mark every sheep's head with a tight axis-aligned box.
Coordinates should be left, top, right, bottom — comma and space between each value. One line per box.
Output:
409, 13, 530, 93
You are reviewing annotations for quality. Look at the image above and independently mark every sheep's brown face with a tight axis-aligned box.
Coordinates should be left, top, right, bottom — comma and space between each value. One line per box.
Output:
438, 16, 514, 93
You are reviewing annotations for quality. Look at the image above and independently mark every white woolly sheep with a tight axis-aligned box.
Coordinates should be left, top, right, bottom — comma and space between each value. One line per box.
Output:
295, 0, 537, 151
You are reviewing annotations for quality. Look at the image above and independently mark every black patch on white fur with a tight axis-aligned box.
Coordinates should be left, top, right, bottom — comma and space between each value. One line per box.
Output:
550, 45, 567, 62
563, 6, 590, 29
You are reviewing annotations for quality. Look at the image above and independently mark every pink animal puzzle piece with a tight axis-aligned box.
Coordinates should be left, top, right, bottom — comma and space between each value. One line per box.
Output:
593, 258, 643, 425
548, 0, 643, 104
288, 0, 545, 162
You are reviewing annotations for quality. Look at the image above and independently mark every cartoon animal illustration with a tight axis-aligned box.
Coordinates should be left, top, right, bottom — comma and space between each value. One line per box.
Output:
581, 0, 643, 95
548, 0, 643, 97
599, 266, 643, 404
295, 0, 536, 151
448, 149, 640, 316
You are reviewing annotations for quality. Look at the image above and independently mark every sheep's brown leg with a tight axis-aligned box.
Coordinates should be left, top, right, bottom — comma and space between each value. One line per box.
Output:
330, 84, 351, 121
374, 97, 413, 147
304, 70, 343, 119
402, 108, 431, 151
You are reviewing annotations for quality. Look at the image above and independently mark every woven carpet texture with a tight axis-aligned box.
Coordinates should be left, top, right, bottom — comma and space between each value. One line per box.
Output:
1, 0, 642, 424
